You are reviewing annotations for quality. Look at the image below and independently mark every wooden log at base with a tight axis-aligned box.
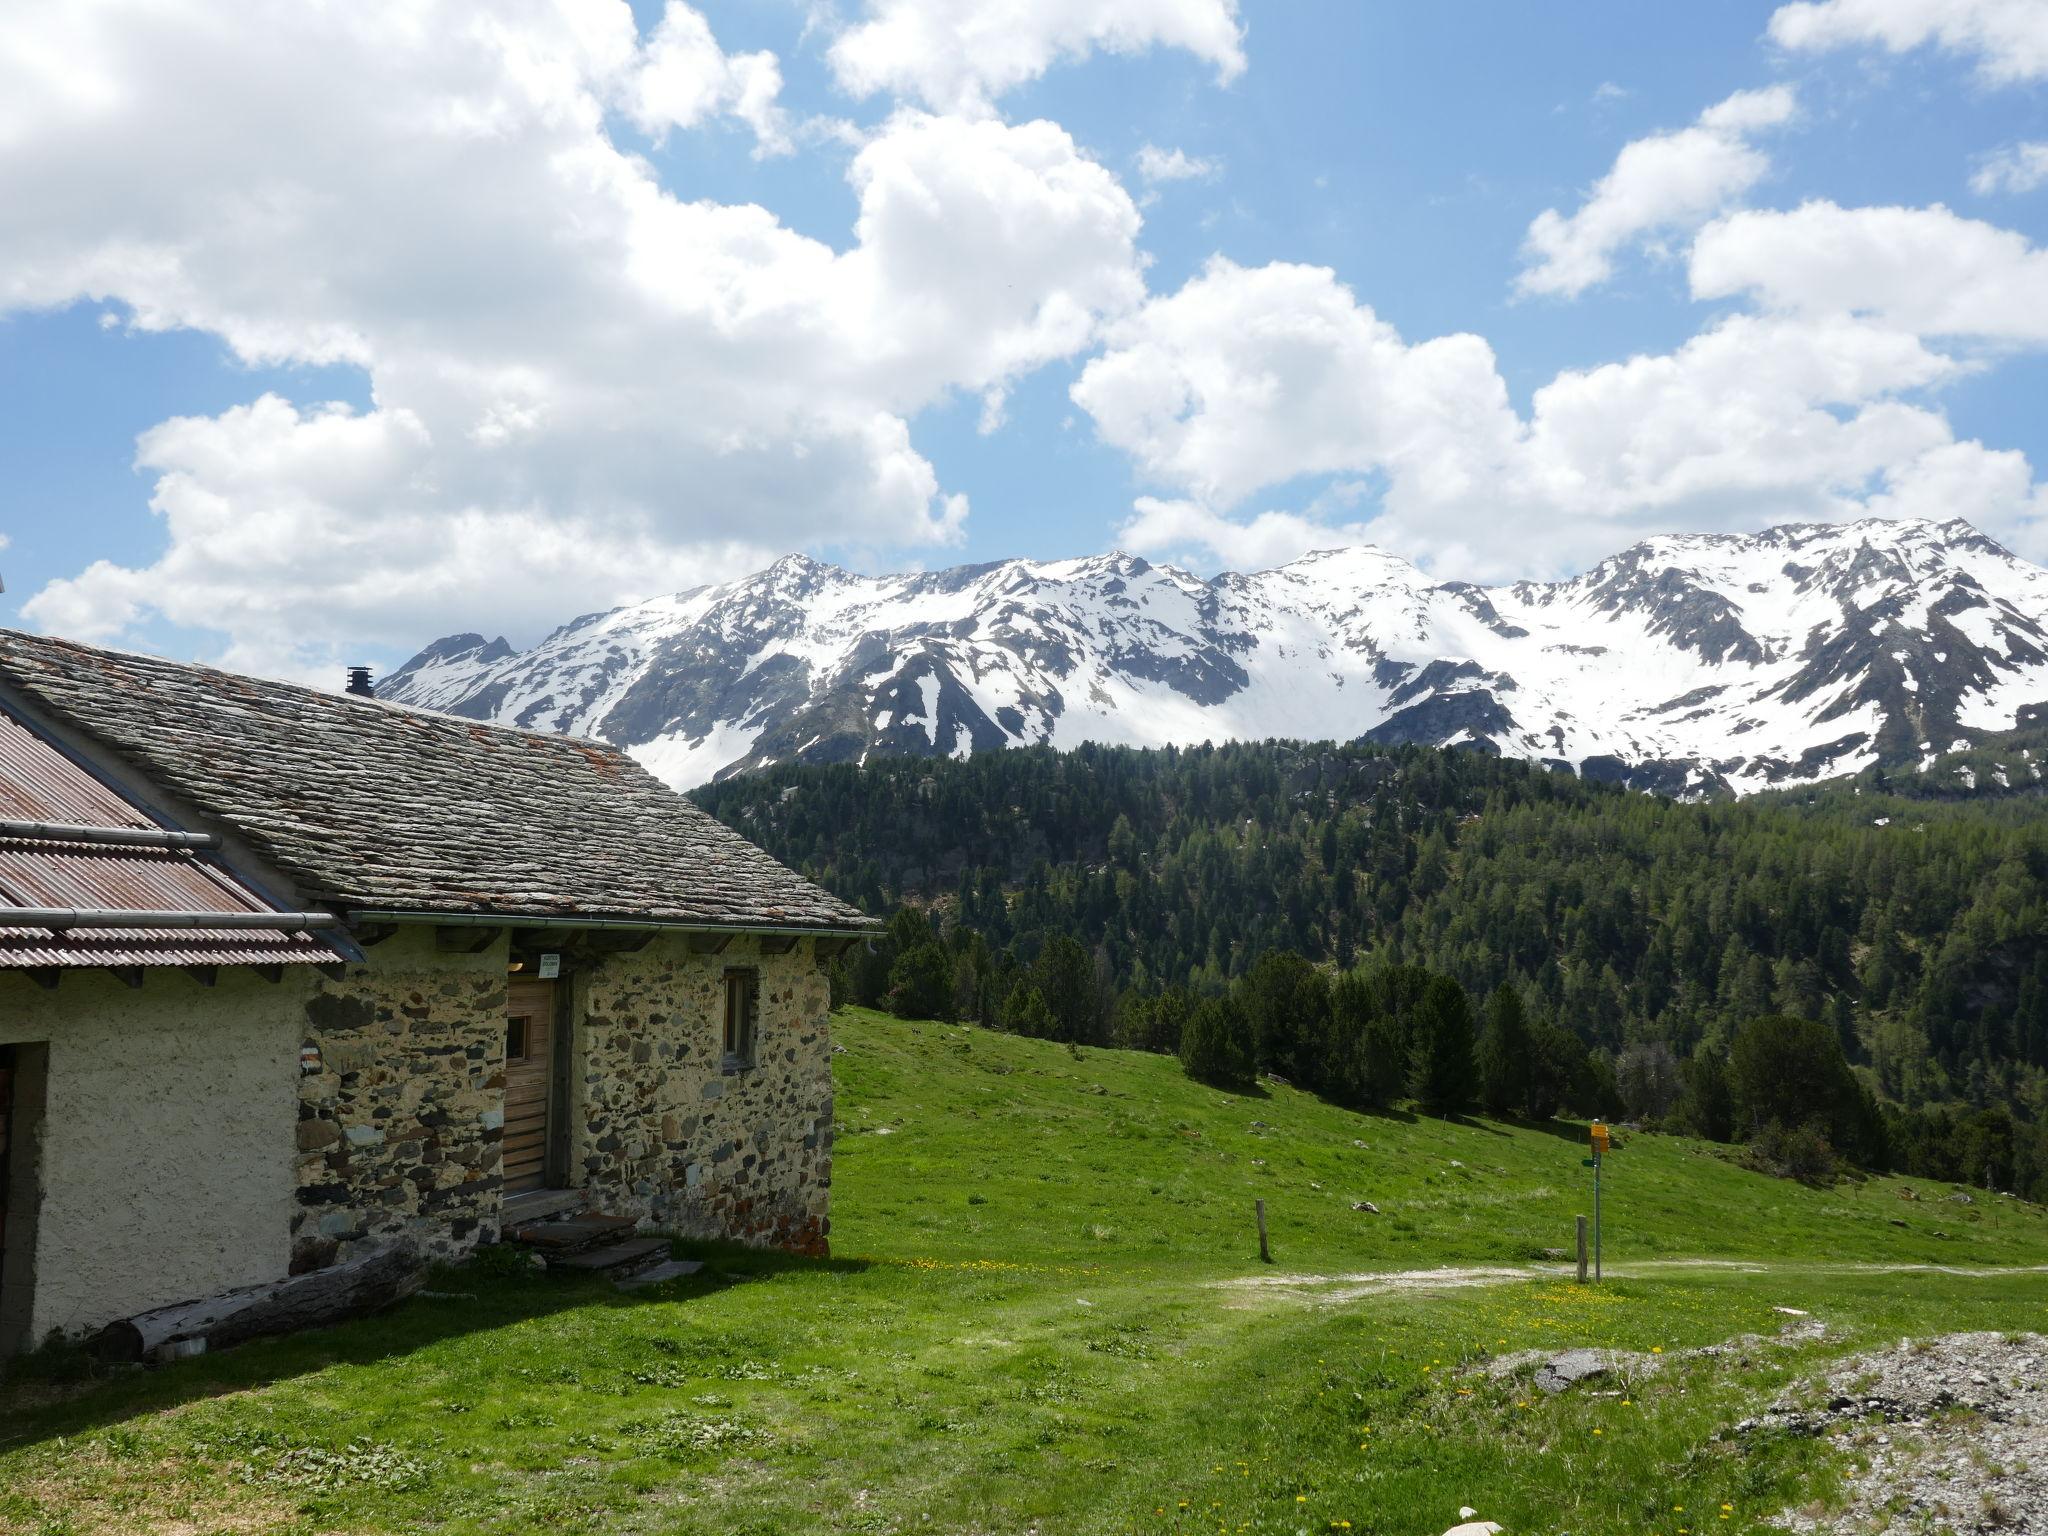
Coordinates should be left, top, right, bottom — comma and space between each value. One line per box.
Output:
93, 1239, 424, 1363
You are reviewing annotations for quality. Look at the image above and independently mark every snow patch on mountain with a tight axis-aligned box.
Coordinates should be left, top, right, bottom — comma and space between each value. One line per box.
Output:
379, 518, 2048, 796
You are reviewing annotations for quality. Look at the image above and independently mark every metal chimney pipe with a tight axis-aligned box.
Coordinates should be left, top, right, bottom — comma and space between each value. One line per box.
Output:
345, 666, 374, 698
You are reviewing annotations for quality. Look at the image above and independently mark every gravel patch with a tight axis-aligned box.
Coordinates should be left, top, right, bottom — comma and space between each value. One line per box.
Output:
1470, 1315, 1829, 1393
1735, 1332, 2048, 1533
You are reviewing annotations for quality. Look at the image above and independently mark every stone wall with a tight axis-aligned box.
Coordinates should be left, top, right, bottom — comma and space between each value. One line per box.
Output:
292, 927, 507, 1271
294, 928, 836, 1266
575, 935, 833, 1255
0, 924, 835, 1348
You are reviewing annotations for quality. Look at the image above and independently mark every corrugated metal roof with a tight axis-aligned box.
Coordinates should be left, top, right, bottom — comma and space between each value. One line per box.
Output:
0, 838, 250, 911
0, 711, 151, 827
0, 710, 343, 970
0, 928, 343, 968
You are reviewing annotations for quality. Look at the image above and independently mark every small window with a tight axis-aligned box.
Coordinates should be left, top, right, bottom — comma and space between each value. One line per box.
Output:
723, 969, 758, 1069
506, 1017, 529, 1062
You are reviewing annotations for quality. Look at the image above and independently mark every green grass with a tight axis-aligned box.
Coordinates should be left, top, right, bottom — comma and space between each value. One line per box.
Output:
832, 1011, 2048, 1272
3, 1010, 2045, 1536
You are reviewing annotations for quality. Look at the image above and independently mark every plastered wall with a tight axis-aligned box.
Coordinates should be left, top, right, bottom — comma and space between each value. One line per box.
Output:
0, 967, 304, 1346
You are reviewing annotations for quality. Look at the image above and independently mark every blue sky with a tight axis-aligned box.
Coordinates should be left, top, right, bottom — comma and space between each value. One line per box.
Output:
2, 0, 2045, 679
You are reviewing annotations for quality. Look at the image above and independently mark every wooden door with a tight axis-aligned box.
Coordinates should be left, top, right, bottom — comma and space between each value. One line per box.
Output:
0, 1045, 12, 1272
503, 980, 556, 1192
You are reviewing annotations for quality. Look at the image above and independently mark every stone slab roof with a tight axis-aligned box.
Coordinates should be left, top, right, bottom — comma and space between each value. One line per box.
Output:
0, 629, 873, 932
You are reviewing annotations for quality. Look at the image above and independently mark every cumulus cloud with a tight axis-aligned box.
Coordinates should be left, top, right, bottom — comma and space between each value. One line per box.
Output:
1690, 200, 2048, 342
1972, 141, 2048, 195
1768, 0, 2048, 85
22, 395, 779, 684
1136, 144, 1219, 183
1076, 255, 2048, 578
826, 0, 1245, 114
1517, 85, 1797, 299
1117, 497, 1372, 571
2, 0, 1146, 675
1073, 259, 1518, 513
624, 1, 793, 154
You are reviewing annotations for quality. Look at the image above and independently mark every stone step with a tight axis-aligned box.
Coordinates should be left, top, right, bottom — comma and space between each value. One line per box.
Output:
547, 1237, 673, 1276
501, 1187, 588, 1226
506, 1213, 639, 1252
614, 1259, 705, 1291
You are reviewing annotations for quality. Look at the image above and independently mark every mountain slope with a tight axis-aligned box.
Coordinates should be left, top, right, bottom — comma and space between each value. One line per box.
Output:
381, 516, 2048, 794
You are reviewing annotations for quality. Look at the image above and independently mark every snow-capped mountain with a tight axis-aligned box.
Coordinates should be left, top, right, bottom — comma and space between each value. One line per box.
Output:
381, 517, 2048, 796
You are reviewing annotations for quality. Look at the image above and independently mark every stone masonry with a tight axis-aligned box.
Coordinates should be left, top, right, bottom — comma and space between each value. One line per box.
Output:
576, 934, 833, 1255
292, 927, 506, 1273
291, 927, 835, 1274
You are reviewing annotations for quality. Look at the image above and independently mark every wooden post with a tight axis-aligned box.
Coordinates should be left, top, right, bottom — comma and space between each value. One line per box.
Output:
1256, 1199, 1271, 1264
1575, 1215, 1589, 1284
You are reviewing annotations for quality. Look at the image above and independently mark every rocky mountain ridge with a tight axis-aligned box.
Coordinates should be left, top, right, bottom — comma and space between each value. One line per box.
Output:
381, 517, 2048, 796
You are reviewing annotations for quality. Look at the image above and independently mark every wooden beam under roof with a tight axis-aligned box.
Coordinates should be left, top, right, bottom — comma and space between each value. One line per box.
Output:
435, 924, 502, 954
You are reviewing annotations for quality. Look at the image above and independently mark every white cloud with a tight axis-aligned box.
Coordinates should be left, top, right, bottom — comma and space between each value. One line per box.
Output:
1516, 313, 1961, 527
1517, 85, 1797, 299
1075, 256, 2048, 578
1972, 140, 2048, 195
21, 395, 775, 684
1861, 439, 2048, 533
1768, 0, 2048, 85
1118, 497, 1371, 571
1690, 201, 2048, 342
1, 1, 1146, 674
624, 1, 793, 155
1136, 144, 1219, 183
1073, 258, 1519, 514
826, 0, 1245, 114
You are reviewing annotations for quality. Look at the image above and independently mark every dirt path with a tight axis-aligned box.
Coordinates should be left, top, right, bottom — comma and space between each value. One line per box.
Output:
1213, 1258, 2048, 1306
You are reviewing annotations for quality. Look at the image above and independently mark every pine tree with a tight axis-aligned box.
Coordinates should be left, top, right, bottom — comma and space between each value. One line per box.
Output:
1108, 812, 1139, 871
696, 735, 2048, 1196
1475, 982, 1532, 1118
1674, 1049, 1734, 1142
1525, 1018, 1587, 1121
887, 943, 954, 1021
1179, 996, 1253, 1086
1728, 1014, 1859, 1140
1000, 983, 1056, 1039
1032, 935, 1096, 1044
1408, 976, 1476, 1114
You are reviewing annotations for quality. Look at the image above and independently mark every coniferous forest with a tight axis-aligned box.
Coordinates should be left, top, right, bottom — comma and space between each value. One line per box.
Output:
694, 740, 2048, 1199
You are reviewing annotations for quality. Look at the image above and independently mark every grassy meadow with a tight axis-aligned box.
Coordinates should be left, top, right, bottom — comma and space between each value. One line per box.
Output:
4, 1009, 2046, 1536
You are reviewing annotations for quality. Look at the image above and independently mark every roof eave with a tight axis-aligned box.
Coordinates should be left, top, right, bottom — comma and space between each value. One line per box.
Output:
342, 908, 881, 938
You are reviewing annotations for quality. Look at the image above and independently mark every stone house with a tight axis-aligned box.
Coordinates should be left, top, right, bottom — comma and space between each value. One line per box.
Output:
0, 629, 873, 1355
